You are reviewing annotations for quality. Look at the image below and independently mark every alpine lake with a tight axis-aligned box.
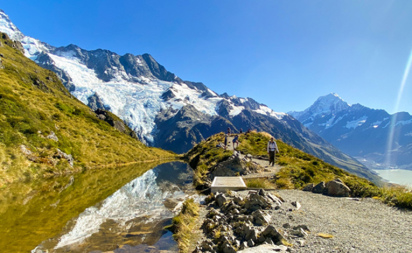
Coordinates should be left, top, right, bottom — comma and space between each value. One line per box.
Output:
0, 161, 200, 252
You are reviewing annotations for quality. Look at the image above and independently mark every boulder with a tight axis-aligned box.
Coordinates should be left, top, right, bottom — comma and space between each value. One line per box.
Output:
312, 181, 325, 194
323, 179, 351, 197
215, 193, 227, 207
244, 192, 272, 212
302, 183, 314, 191
259, 225, 285, 245
252, 210, 271, 226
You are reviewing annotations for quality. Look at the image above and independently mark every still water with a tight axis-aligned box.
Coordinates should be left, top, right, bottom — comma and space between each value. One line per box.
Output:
374, 169, 412, 188
0, 161, 197, 253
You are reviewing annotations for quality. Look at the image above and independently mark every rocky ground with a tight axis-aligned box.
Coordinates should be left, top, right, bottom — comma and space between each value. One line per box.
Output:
189, 135, 412, 252
192, 189, 412, 253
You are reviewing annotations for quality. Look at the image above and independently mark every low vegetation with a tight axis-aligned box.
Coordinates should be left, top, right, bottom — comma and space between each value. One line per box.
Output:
168, 198, 200, 253
0, 34, 175, 186
184, 132, 233, 188
238, 131, 412, 209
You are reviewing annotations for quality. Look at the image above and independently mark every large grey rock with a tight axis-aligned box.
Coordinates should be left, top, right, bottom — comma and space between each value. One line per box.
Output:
252, 210, 271, 226
312, 181, 326, 194
259, 225, 285, 245
302, 183, 314, 191
215, 193, 227, 207
244, 192, 272, 212
324, 179, 351, 197
210, 155, 247, 177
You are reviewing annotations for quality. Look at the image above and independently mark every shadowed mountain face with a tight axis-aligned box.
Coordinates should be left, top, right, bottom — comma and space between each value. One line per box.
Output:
0, 10, 378, 181
290, 93, 412, 171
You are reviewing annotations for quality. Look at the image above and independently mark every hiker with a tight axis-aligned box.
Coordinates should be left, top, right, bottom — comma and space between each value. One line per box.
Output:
267, 137, 279, 166
240, 128, 243, 134
224, 134, 228, 150
227, 127, 231, 135
233, 135, 239, 149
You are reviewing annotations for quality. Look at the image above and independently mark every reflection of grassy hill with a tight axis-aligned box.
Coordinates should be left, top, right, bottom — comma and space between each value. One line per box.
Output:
0, 33, 174, 186
186, 131, 412, 210
0, 161, 165, 252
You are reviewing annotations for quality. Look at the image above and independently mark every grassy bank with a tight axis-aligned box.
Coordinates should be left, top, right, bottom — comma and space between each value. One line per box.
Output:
238, 131, 412, 209
168, 198, 201, 253
0, 33, 175, 186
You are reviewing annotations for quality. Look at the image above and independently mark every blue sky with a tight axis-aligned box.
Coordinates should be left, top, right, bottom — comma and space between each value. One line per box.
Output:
2, 0, 412, 114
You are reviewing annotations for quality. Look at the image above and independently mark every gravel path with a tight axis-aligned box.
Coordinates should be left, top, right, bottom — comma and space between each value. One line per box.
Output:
272, 190, 412, 253
226, 135, 281, 178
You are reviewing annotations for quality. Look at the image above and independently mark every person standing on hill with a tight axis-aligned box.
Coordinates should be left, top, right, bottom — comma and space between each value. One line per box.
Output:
267, 137, 279, 166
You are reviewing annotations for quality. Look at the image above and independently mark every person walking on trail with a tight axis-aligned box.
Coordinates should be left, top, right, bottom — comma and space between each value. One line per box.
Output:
233, 135, 239, 149
224, 134, 228, 150
267, 137, 279, 166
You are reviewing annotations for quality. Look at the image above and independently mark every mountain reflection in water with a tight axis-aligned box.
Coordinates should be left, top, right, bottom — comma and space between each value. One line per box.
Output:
32, 161, 197, 253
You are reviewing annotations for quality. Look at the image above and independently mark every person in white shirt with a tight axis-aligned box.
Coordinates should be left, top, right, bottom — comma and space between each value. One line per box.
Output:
267, 137, 279, 166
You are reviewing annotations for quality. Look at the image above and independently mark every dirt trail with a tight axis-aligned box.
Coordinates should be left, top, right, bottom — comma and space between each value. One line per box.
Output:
226, 135, 281, 178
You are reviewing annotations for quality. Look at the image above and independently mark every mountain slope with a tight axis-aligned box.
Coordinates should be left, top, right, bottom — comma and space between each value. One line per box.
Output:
290, 93, 412, 171
0, 32, 173, 186
0, 10, 378, 182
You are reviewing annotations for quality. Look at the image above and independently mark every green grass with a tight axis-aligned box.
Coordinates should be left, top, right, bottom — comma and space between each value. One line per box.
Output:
184, 132, 233, 188
238, 131, 412, 210
169, 198, 200, 253
0, 34, 175, 186
244, 178, 276, 189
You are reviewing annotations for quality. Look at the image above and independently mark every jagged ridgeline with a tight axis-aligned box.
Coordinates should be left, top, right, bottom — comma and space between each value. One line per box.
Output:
0, 33, 174, 186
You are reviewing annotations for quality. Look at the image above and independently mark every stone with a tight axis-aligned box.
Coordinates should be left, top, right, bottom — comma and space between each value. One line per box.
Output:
302, 183, 314, 191
267, 193, 283, 206
291, 228, 308, 238
222, 243, 236, 253
54, 149, 74, 167
244, 192, 272, 211
258, 189, 266, 196
252, 210, 271, 226
312, 181, 326, 194
260, 225, 285, 245
247, 239, 255, 247
293, 225, 310, 232
46, 131, 59, 142
291, 201, 301, 210
215, 193, 227, 207
283, 223, 290, 228
323, 179, 351, 197
233, 196, 244, 205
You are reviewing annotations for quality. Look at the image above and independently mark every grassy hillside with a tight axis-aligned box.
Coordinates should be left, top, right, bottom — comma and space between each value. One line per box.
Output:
186, 131, 412, 209
0, 33, 174, 186
238, 131, 412, 209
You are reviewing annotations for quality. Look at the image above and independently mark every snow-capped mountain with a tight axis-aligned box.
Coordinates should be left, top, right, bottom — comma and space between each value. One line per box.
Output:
290, 93, 412, 171
0, 10, 379, 181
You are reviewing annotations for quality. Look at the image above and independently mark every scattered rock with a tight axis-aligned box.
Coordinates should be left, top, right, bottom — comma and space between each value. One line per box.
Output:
46, 131, 59, 142
312, 182, 326, 194
302, 183, 314, 192
323, 179, 351, 197
54, 149, 74, 167
291, 201, 301, 210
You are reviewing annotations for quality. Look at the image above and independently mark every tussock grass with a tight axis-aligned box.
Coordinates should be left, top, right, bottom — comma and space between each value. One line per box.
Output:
0, 34, 175, 186
245, 178, 276, 189
170, 198, 200, 253
238, 131, 412, 210
185, 133, 233, 188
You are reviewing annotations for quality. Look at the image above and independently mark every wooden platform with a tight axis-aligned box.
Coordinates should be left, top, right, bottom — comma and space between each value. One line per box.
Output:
211, 176, 247, 193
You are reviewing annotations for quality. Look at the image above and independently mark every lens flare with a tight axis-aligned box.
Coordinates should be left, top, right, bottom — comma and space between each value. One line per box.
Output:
385, 49, 412, 168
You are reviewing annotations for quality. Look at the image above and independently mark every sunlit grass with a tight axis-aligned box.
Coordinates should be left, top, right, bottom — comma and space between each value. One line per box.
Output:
0, 34, 175, 186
